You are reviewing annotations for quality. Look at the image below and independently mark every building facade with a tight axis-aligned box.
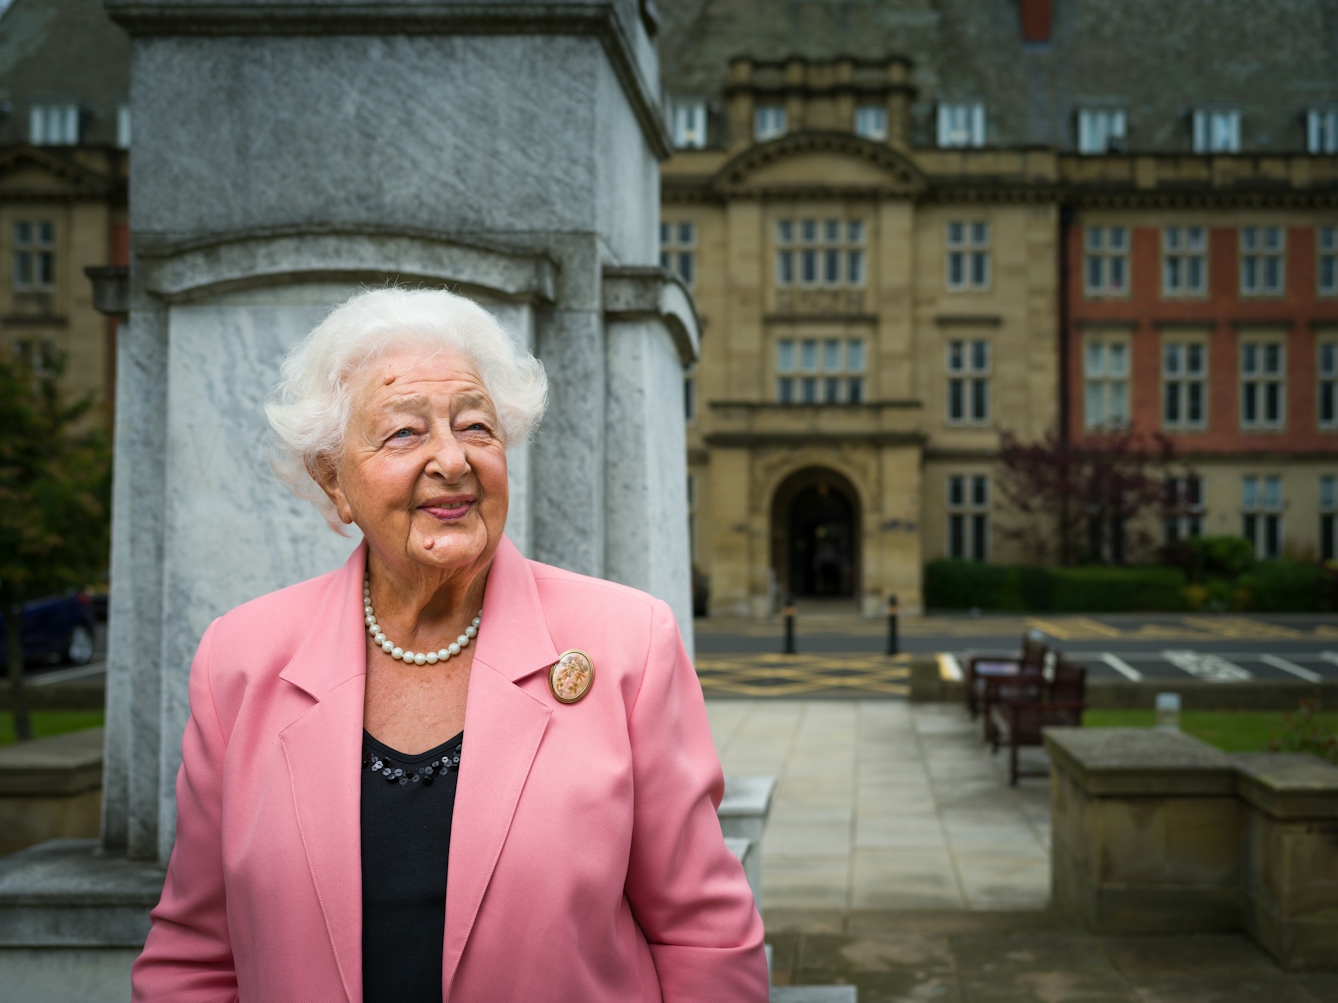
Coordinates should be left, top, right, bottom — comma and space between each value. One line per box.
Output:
660, 0, 1338, 615
0, 0, 129, 420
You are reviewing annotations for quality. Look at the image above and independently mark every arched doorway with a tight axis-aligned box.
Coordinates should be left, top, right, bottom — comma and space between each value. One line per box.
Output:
770, 468, 860, 599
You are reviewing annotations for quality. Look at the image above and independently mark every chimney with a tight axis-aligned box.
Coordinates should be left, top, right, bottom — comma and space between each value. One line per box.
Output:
1020, 0, 1052, 44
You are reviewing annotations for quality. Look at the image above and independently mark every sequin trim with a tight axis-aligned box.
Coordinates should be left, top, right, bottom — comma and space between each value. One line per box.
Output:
362, 742, 461, 787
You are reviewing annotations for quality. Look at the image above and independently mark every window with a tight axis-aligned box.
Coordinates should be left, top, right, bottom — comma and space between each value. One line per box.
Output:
687, 473, 697, 561
1163, 338, 1207, 430
1164, 475, 1205, 543
1322, 475, 1337, 562
1163, 226, 1207, 296
945, 221, 990, 291
116, 104, 131, 150
947, 475, 989, 561
947, 339, 990, 424
1193, 109, 1240, 153
1321, 340, 1338, 429
1240, 338, 1285, 429
672, 100, 707, 149
1308, 109, 1338, 154
659, 221, 695, 287
28, 104, 79, 146
12, 338, 57, 375
12, 221, 55, 290
1242, 475, 1283, 559
1084, 226, 1129, 295
1077, 109, 1126, 154
754, 105, 786, 141
855, 105, 887, 141
776, 218, 865, 289
1240, 226, 1285, 296
1319, 227, 1337, 296
683, 364, 696, 423
776, 337, 865, 405
937, 102, 985, 148
1083, 337, 1130, 429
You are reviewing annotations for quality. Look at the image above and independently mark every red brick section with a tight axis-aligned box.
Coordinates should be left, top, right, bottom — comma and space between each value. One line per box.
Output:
1020, 0, 1051, 43
1066, 222, 1338, 455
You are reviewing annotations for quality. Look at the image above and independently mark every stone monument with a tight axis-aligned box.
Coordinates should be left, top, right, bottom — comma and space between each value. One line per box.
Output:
0, 1, 699, 995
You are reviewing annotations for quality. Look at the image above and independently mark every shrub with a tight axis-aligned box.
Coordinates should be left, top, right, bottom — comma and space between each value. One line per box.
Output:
1236, 560, 1338, 613
1270, 694, 1338, 764
924, 560, 1187, 612
1163, 535, 1255, 582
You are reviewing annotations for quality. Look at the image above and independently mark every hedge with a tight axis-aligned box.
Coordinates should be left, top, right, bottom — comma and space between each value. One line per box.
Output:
924, 559, 1338, 613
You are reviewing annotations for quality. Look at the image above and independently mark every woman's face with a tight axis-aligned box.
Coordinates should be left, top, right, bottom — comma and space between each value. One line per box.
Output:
319, 343, 509, 577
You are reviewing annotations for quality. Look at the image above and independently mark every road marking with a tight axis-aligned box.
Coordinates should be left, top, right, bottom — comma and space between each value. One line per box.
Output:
1099, 653, 1143, 682
938, 653, 964, 681
1259, 654, 1323, 683
1027, 616, 1122, 640
1322, 652, 1338, 668
1162, 649, 1253, 682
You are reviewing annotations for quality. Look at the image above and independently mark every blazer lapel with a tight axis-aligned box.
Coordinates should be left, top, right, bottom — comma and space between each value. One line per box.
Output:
442, 536, 559, 1000
278, 543, 370, 1003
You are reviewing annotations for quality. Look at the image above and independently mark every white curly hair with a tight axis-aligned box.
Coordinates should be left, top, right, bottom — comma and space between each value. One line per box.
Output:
265, 286, 548, 532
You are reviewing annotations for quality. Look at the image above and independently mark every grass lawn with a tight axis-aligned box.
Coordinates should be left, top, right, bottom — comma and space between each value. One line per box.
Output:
0, 710, 105, 746
1084, 708, 1338, 754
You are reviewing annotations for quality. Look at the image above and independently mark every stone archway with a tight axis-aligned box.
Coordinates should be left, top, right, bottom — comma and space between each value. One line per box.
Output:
770, 467, 861, 599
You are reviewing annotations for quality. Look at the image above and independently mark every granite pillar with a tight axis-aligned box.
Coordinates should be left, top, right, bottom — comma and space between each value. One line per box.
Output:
92, 0, 690, 870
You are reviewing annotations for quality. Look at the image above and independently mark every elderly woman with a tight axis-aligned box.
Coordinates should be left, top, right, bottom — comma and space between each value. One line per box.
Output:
131, 288, 768, 1002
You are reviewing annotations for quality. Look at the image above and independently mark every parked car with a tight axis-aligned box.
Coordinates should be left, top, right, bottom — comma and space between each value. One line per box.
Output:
0, 591, 97, 668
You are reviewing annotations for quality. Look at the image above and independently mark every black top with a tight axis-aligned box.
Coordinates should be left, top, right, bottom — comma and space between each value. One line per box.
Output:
361, 729, 463, 1003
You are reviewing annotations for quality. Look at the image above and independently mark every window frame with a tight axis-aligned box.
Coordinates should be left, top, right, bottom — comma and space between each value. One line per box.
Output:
775, 217, 867, 291
1076, 108, 1127, 155
1321, 473, 1337, 562
946, 473, 990, 561
1164, 474, 1206, 544
1239, 335, 1287, 431
937, 102, 986, 149
12, 219, 56, 292
946, 338, 991, 426
671, 99, 708, 150
1308, 109, 1338, 155
854, 104, 888, 141
1161, 225, 1209, 298
1239, 226, 1286, 297
659, 220, 696, 289
1241, 473, 1284, 559
944, 220, 991, 292
1161, 334, 1209, 432
775, 335, 866, 406
1193, 109, 1241, 154
1318, 225, 1337, 297
28, 103, 80, 146
1083, 225, 1130, 298
754, 105, 787, 142
1319, 336, 1338, 430
1082, 333, 1132, 431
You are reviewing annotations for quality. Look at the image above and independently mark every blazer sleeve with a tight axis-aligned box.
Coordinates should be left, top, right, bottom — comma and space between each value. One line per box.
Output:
131, 619, 239, 1002
623, 600, 770, 1003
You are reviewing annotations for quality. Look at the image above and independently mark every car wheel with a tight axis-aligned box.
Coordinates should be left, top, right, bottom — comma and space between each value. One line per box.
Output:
66, 624, 95, 666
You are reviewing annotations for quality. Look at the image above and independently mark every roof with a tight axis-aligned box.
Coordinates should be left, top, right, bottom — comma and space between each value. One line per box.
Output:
659, 0, 1338, 154
0, 0, 130, 147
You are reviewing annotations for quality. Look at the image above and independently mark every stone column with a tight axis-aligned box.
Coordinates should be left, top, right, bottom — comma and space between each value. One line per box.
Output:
98, 0, 692, 863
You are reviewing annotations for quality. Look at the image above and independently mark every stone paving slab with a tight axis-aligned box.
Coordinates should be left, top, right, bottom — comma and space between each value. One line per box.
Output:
762, 910, 1338, 1002
706, 700, 1052, 912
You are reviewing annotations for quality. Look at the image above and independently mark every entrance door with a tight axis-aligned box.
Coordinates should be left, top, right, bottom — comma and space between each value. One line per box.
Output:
771, 469, 859, 599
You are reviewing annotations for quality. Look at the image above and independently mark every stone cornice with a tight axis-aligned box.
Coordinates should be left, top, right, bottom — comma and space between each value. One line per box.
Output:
712, 131, 927, 196
105, 0, 673, 160
0, 146, 122, 199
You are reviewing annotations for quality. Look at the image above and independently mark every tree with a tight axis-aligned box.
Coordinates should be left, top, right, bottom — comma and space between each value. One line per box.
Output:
0, 353, 111, 740
995, 429, 1177, 566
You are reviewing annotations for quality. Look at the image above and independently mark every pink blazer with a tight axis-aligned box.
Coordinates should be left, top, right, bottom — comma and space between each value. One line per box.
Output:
132, 537, 768, 1002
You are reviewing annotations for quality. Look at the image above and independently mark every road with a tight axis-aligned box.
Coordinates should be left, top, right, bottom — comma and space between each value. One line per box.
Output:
695, 612, 1338, 687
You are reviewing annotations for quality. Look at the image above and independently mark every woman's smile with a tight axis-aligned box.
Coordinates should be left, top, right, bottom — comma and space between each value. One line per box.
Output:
420, 495, 475, 521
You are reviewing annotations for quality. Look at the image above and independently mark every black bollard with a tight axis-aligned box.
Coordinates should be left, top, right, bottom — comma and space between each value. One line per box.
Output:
782, 594, 796, 654
885, 593, 899, 655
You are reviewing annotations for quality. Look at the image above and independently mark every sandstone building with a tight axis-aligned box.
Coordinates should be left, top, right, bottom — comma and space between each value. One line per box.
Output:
0, 0, 129, 421
659, 0, 1338, 615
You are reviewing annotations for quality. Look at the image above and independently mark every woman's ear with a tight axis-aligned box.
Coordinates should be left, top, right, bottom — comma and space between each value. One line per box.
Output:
310, 456, 355, 526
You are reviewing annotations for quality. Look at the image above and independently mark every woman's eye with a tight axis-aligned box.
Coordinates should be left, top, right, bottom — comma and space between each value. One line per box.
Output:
392, 428, 416, 438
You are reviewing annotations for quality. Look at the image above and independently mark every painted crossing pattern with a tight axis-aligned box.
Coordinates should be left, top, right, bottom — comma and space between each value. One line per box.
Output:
954, 649, 1338, 684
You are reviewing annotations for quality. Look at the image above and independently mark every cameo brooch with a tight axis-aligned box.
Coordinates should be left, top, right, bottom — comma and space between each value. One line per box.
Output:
549, 649, 594, 704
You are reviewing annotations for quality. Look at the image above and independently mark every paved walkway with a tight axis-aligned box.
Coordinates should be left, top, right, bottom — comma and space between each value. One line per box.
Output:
705, 700, 1051, 911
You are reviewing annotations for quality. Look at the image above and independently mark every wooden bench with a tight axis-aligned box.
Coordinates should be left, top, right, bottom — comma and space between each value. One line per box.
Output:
989, 660, 1087, 786
965, 630, 1047, 721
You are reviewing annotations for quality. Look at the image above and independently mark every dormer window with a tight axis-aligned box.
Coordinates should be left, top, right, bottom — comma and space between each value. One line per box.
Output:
1307, 109, 1338, 154
937, 103, 985, 148
1077, 109, 1126, 154
672, 100, 707, 150
854, 105, 887, 141
1193, 109, 1240, 153
117, 104, 131, 150
29, 104, 79, 146
754, 105, 786, 142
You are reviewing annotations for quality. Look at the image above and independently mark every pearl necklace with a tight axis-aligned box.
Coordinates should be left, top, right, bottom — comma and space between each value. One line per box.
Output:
364, 574, 481, 666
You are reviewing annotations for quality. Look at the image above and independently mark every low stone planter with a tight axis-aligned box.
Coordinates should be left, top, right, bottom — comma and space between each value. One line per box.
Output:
0, 729, 105, 857
718, 775, 776, 911
1045, 726, 1338, 970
